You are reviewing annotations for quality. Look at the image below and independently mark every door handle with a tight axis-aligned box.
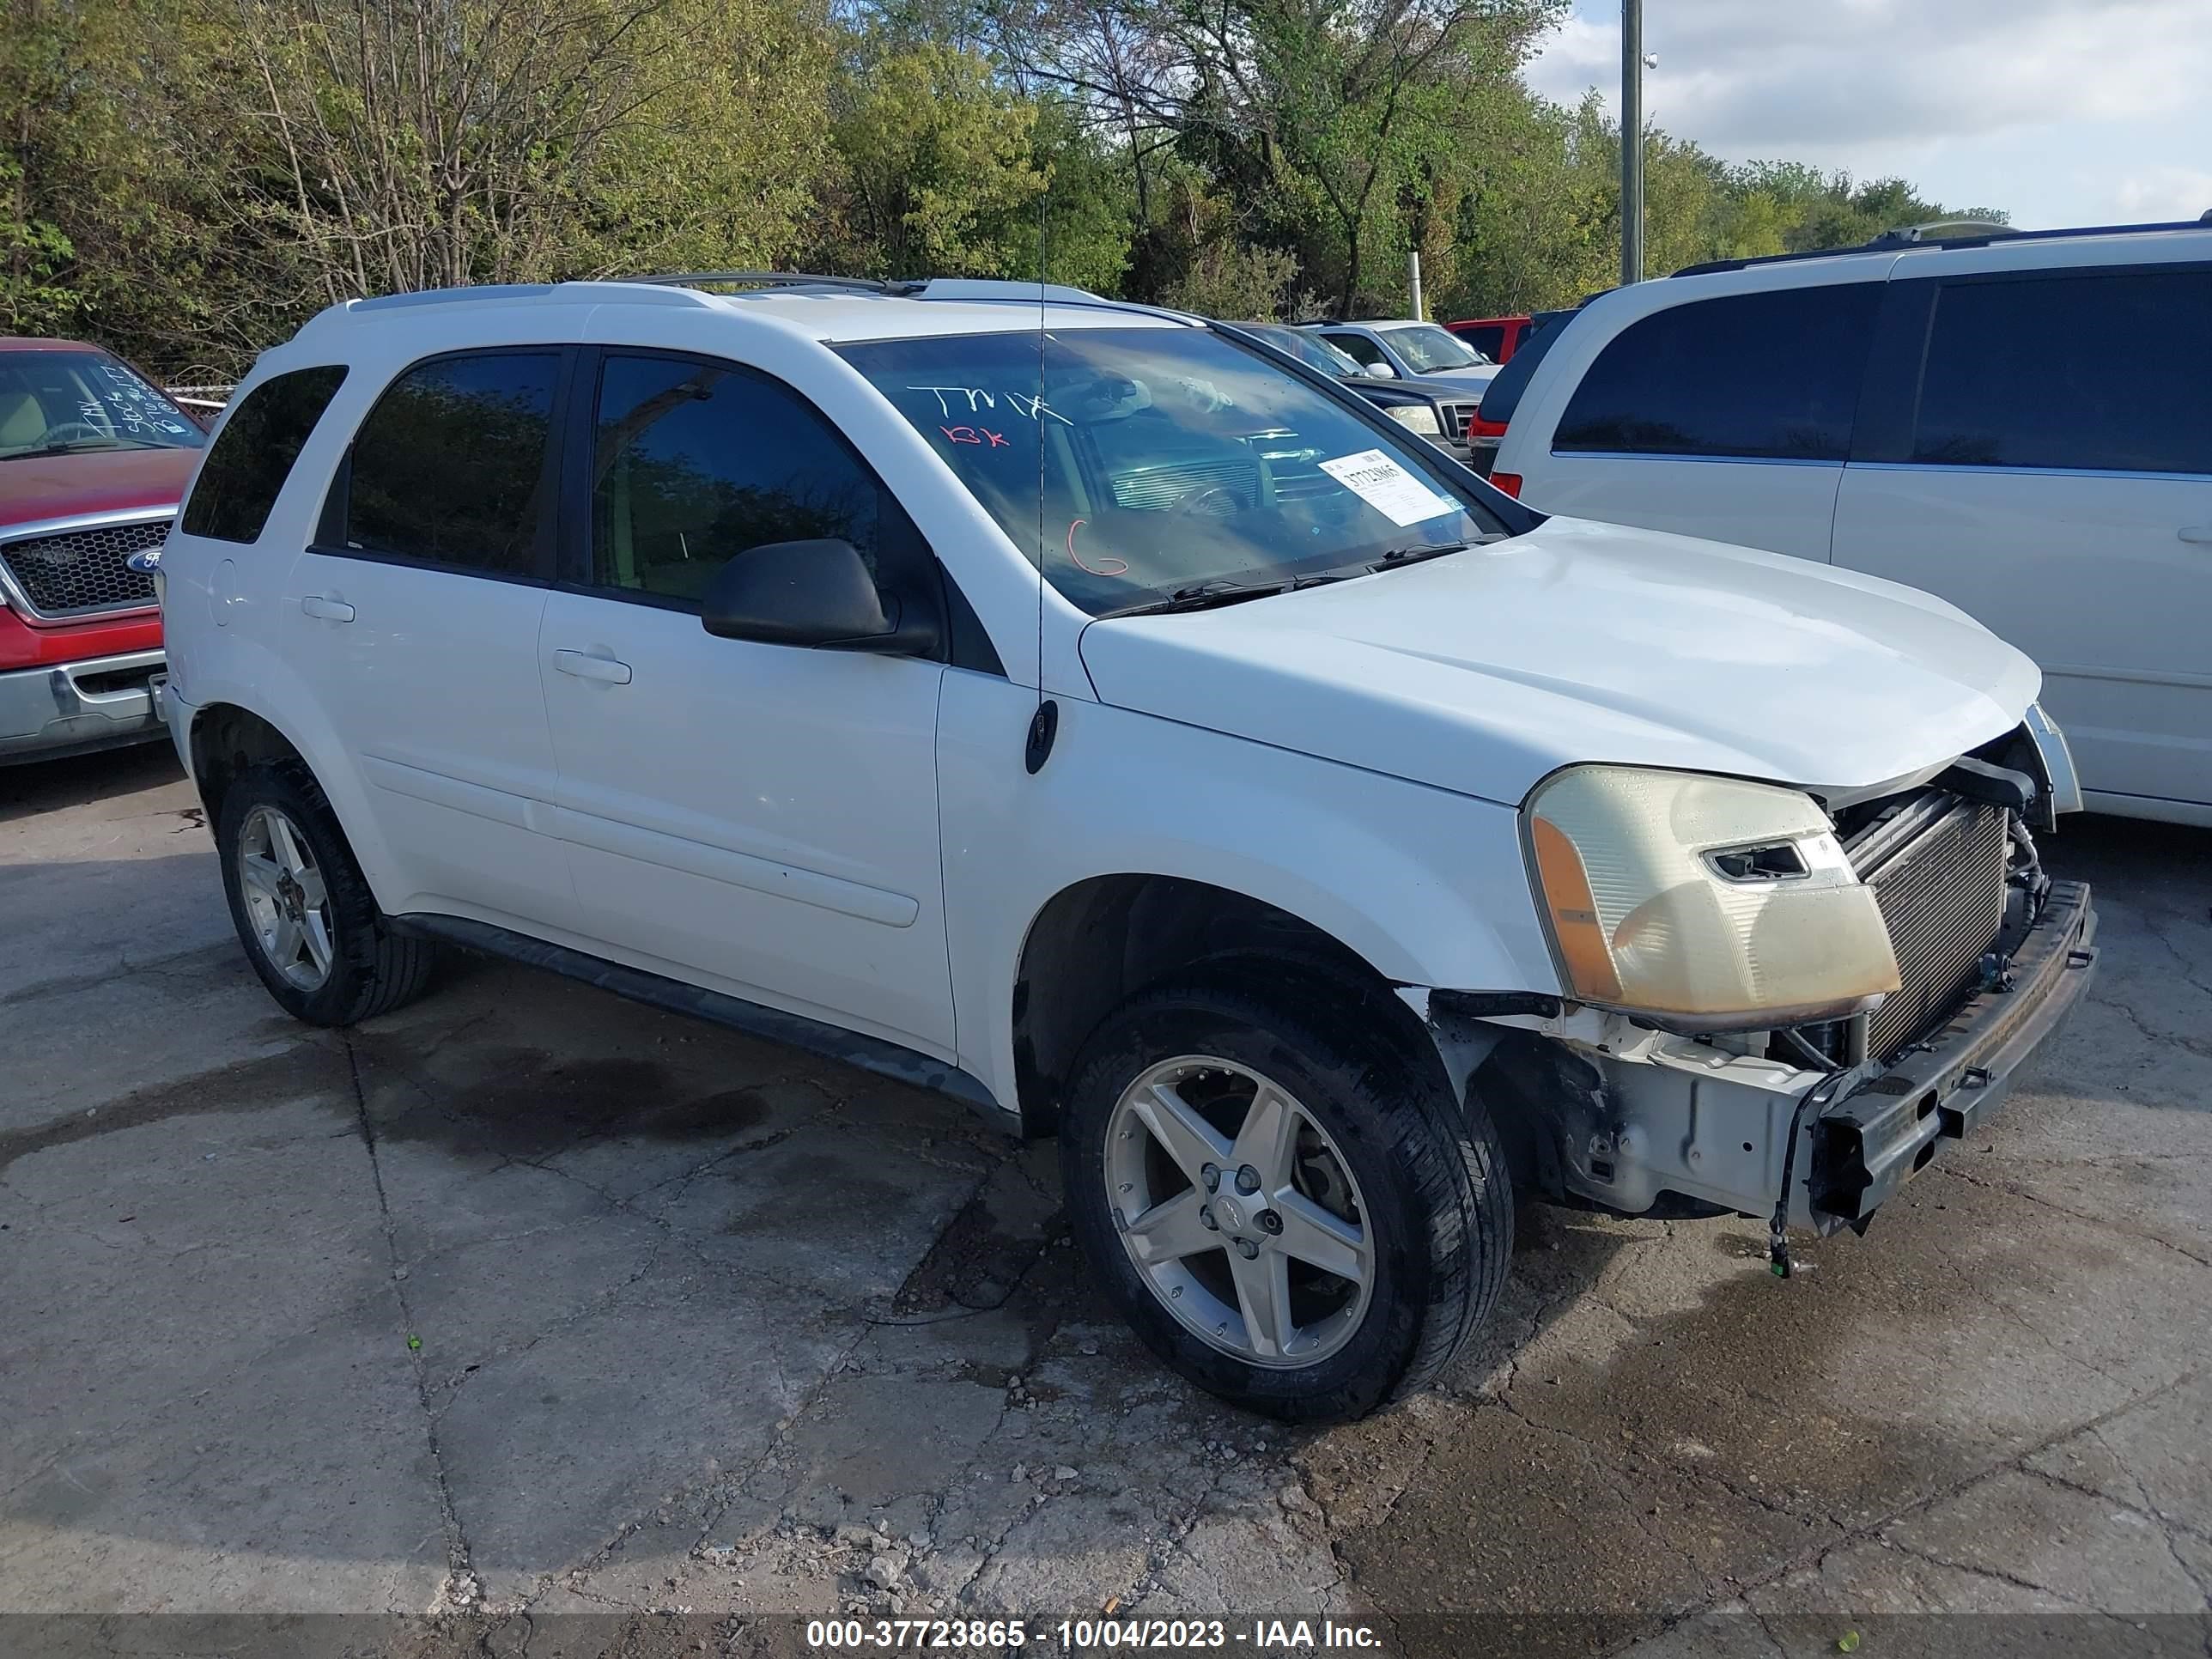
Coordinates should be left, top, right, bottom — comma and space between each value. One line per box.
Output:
2179, 526, 2212, 545
301, 595, 355, 622
552, 648, 633, 685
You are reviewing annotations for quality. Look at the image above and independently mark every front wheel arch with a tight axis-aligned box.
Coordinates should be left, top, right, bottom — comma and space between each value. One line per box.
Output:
1010, 874, 1451, 1141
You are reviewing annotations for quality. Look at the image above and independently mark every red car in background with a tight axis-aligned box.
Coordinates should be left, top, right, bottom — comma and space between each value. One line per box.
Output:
0, 337, 204, 764
1443, 309, 1588, 483
1444, 314, 1536, 363
1437, 317, 1532, 457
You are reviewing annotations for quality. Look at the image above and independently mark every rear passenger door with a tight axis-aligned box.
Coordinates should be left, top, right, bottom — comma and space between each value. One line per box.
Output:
1833, 261, 2212, 812
288, 349, 574, 925
1521, 278, 1882, 561
535, 349, 956, 1056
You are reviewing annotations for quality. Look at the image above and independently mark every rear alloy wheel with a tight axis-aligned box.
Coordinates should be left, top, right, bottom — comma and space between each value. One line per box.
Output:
1060, 974, 1511, 1421
216, 761, 437, 1026
236, 803, 336, 993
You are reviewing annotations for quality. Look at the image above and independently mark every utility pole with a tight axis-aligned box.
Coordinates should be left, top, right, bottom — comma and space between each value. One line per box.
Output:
1407, 251, 1425, 321
1621, 0, 1644, 286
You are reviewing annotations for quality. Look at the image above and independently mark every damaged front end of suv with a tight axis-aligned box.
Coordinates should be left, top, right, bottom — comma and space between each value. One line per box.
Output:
1423, 707, 2099, 1273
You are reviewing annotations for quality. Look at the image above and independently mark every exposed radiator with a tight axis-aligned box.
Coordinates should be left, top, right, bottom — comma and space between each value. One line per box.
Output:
1849, 793, 2010, 1060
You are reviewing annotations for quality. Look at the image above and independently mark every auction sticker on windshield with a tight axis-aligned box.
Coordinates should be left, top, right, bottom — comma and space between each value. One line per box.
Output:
1317, 449, 1456, 526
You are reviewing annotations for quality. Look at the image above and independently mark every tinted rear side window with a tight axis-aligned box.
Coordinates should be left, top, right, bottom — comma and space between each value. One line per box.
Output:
1913, 269, 2212, 474
1554, 284, 1881, 460
180, 367, 348, 544
339, 353, 558, 575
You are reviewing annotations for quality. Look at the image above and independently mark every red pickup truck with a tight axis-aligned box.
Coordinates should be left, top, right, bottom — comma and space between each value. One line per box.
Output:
0, 337, 205, 764
1443, 314, 1535, 364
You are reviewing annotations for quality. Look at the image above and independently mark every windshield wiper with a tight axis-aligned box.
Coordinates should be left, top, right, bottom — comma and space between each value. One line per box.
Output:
1374, 533, 1508, 569
1102, 566, 1367, 618
1101, 579, 1291, 618
10, 439, 140, 459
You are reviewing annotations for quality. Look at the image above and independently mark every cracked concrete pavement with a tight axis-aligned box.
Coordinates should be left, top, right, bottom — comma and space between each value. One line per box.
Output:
3, 744, 2209, 1658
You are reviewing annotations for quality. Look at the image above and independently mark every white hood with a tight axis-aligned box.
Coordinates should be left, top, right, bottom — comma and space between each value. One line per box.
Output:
1401, 364, 1498, 392
1077, 515, 2041, 806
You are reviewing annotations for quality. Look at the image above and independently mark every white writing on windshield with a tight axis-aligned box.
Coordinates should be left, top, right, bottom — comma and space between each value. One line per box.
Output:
905, 386, 1073, 426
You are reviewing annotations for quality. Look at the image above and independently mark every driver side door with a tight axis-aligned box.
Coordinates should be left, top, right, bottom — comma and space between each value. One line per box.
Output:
536, 349, 957, 1056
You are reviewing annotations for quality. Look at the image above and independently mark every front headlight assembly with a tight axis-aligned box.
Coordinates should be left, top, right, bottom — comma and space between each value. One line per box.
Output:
1523, 766, 1901, 1031
1384, 402, 1443, 436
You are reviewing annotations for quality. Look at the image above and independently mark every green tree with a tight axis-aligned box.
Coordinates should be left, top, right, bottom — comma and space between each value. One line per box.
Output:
1010, 94, 1137, 294
227, 0, 836, 299
826, 42, 1046, 277
1, 0, 2010, 375
2, 0, 222, 360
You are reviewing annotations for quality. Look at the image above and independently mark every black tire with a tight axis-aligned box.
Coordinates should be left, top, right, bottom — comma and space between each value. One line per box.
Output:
1059, 969, 1513, 1421
216, 760, 437, 1025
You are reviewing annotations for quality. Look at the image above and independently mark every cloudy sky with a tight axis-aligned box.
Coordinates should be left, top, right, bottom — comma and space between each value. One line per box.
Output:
1522, 0, 2212, 229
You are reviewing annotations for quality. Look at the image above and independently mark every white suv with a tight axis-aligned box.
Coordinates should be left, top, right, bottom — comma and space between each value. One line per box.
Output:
1490, 218, 2212, 825
152, 275, 2097, 1419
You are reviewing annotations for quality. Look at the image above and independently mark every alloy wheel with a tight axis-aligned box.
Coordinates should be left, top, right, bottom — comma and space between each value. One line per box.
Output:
237, 804, 335, 992
1105, 1055, 1372, 1368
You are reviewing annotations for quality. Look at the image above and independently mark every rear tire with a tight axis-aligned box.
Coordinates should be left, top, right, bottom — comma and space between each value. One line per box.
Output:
1059, 972, 1512, 1421
216, 761, 436, 1026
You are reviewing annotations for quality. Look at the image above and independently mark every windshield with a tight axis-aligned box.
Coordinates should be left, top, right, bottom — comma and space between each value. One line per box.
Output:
0, 350, 204, 460
1386, 325, 1489, 373
837, 326, 1506, 617
1243, 325, 1364, 379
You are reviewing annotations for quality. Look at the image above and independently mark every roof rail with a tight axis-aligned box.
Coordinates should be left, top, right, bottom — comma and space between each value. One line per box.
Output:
349, 283, 563, 313
1865, 218, 2026, 247
611, 271, 1146, 311
1672, 215, 2209, 279
909, 277, 1112, 306
612, 270, 930, 296
308, 281, 725, 331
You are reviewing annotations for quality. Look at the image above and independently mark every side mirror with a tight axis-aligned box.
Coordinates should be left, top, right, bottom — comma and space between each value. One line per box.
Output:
1363, 361, 1398, 380
700, 538, 936, 655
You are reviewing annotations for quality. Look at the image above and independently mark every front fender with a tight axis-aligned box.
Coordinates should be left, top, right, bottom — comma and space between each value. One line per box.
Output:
937, 673, 1560, 1110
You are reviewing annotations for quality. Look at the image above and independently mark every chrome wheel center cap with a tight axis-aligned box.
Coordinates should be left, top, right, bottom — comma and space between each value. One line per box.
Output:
1214, 1195, 1248, 1232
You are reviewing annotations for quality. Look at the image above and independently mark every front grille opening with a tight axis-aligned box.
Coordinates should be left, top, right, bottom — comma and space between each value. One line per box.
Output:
1, 520, 168, 617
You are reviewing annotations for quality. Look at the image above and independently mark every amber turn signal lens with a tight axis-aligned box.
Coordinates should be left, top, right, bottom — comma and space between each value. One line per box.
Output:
1529, 817, 1624, 1004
